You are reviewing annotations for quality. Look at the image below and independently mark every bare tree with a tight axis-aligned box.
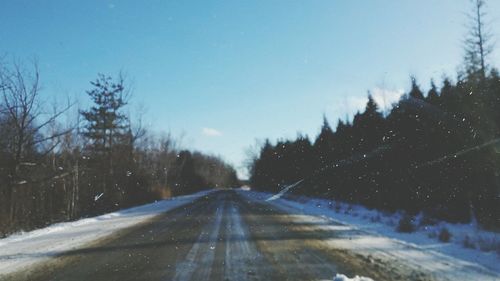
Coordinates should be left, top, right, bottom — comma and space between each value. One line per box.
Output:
463, 0, 494, 79
243, 139, 264, 180
129, 103, 148, 147
0, 60, 73, 180
0, 59, 73, 223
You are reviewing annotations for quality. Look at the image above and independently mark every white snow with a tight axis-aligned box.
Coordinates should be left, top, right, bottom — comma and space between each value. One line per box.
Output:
0, 190, 214, 276
266, 179, 304, 201
333, 273, 373, 281
238, 189, 500, 281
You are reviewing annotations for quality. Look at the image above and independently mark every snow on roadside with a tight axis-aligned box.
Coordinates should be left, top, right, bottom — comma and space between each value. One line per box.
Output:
333, 274, 374, 281
0, 189, 214, 276
266, 179, 304, 201
238, 189, 500, 280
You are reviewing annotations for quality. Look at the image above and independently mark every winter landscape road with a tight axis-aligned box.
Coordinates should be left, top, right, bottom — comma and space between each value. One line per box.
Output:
1, 190, 498, 281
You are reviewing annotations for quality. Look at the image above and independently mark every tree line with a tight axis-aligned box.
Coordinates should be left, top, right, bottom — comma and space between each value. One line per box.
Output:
249, 0, 499, 228
0, 65, 239, 237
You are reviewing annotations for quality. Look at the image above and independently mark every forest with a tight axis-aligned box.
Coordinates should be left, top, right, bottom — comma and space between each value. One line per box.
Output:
248, 0, 499, 228
0, 69, 239, 237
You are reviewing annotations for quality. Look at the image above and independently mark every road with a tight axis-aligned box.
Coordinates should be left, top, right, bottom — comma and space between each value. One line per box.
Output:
3, 190, 429, 281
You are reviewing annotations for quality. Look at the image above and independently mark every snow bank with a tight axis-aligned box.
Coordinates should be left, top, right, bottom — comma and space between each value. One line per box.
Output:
0, 190, 214, 276
333, 274, 373, 281
266, 179, 303, 201
238, 189, 500, 280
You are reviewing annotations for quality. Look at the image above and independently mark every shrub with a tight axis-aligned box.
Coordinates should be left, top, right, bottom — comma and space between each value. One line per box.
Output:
396, 215, 415, 233
438, 227, 452, 242
420, 214, 438, 226
334, 204, 341, 213
476, 236, 500, 253
370, 215, 381, 223
463, 235, 475, 249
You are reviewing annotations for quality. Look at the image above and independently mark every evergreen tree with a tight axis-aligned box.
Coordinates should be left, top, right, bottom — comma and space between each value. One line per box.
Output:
463, 0, 493, 80
80, 74, 131, 210
426, 80, 440, 105
81, 74, 129, 154
313, 115, 335, 167
408, 77, 425, 100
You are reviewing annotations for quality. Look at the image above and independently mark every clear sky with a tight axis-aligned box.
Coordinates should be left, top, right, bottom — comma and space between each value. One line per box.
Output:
1, 0, 499, 178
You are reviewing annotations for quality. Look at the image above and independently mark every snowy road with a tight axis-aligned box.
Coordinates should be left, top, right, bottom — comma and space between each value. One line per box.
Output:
1, 190, 498, 281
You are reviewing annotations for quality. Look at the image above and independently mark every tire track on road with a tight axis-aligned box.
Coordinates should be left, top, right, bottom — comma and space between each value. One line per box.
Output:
173, 199, 225, 281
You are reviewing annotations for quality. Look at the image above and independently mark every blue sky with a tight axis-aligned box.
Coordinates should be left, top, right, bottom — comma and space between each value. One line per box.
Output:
1, 0, 499, 178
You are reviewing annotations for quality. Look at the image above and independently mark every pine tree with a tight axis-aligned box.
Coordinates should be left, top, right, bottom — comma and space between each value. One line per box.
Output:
426, 80, 440, 105
408, 77, 424, 100
353, 94, 385, 152
81, 74, 129, 154
313, 115, 335, 167
463, 0, 493, 80
80, 74, 130, 208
